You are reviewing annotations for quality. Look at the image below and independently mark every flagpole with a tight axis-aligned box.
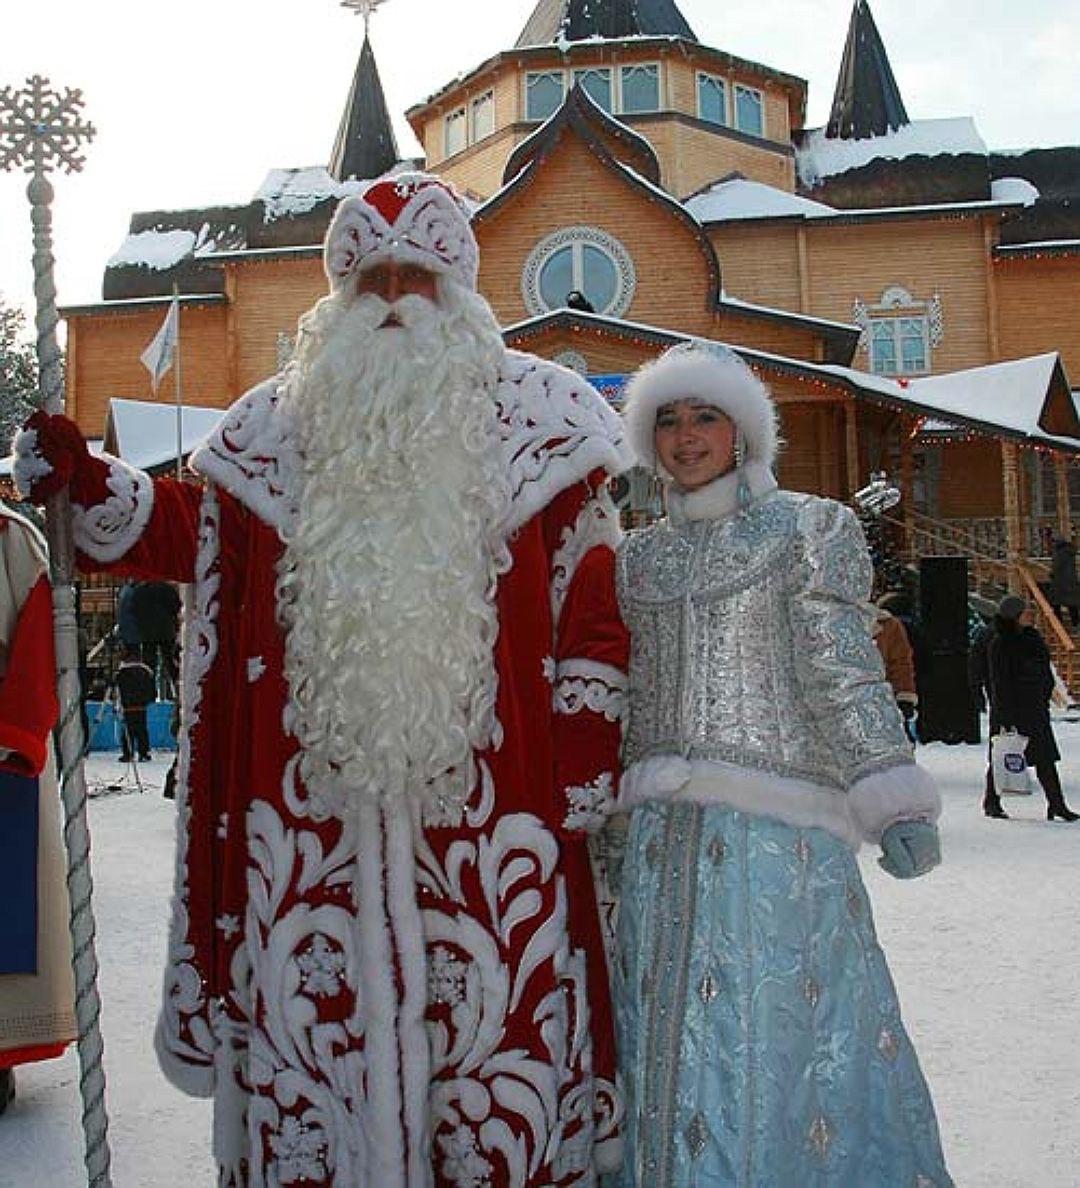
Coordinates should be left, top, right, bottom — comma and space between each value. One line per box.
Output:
172, 286, 183, 481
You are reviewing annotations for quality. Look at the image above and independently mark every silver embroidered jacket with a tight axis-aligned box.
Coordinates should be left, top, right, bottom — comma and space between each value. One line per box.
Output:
617, 489, 913, 797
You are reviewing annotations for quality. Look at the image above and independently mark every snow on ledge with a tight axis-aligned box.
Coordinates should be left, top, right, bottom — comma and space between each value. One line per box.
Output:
797, 118, 988, 187
685, 177, 836, 223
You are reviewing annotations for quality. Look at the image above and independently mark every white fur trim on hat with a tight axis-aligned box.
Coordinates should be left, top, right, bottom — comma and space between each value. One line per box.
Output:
324, 172, 479, 292
622, 344, 779, 474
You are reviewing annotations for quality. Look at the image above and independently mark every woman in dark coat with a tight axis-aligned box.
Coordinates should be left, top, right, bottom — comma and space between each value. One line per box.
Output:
1047, 536, 1080, 627
983, 594, 1078, 820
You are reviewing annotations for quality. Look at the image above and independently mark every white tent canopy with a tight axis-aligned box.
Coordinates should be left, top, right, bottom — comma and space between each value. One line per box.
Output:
102, 397, 224, 472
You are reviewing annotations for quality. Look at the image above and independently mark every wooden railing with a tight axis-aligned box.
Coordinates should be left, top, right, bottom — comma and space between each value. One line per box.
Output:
877, 508, 1077, 700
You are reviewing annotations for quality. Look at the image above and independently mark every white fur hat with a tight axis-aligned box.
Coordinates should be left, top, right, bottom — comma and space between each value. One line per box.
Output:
622, 343, 779, 473
324, 171, 479, 292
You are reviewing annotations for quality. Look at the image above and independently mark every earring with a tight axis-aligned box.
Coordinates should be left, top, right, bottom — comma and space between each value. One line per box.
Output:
733, 429, 746, 469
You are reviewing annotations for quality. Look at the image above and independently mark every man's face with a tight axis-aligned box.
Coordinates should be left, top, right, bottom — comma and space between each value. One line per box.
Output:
356, 259, 440, 313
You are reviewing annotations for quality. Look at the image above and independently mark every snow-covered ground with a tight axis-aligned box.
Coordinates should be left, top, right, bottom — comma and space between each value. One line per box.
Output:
2, 726, 1079, 1188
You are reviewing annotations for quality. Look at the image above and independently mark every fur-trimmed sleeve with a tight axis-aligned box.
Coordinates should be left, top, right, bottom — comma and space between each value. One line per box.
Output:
787, 498, 939, 840
545, 475, 629, 835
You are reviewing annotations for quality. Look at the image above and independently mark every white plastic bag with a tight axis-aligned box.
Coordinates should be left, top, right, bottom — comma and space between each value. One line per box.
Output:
991, 729, 1033, 795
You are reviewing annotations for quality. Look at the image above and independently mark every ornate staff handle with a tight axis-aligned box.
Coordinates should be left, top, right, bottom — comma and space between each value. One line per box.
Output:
1, 75, 112, 1188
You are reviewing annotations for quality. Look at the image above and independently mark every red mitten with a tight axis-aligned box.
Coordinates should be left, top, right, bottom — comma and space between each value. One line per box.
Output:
12, 411, 103, 505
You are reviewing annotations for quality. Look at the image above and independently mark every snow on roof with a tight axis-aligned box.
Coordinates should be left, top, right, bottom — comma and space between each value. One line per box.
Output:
106, 398, 224, 471
821, 353, 1078, 447
108, 229, 198, 271
685, 177, 836, 223
991, 176, 1040, 206
797, 118, 988, 187
255, 167, 361, 222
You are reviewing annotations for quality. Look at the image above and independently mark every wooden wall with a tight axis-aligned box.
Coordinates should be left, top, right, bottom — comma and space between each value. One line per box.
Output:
476, 136, 716, 330
66, 304, 230, 435
227, 257, 326, 395
708, 215, 999, 374
995, 255, 1080, 377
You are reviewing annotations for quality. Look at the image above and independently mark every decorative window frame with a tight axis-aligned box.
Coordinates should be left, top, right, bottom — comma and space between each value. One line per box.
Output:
572, 66, 613, 113
852, 286, 944, 377
619, 63, 660, 114
733, 83, 764, 136
444, 106, 467, 158
525, 70, 567, 121
522, 226, 636, 318
471, 90, 495, 141
696, 72, 729, 127
525, 62, 661, 121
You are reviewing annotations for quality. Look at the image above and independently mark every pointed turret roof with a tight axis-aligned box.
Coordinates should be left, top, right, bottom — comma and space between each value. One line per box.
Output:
329, 34, 399, 182
825, 0, 908, 140
515, 0, 696, 47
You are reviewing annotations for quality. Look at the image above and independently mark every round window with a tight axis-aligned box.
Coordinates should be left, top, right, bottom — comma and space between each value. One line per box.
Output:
523, 227, 635, 317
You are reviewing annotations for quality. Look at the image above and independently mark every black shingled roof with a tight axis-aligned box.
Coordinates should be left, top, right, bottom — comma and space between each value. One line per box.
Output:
329, 34, 399, 183
515, 0, 697, 46
825, 0, 908, 140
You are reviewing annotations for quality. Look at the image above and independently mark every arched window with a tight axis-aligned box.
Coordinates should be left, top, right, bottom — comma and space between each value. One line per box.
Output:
522, 227, 636, 317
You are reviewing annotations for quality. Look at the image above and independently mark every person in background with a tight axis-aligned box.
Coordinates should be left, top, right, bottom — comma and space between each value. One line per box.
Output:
973, 593, 1079, 821
1046, 535, 1080, 628
609, 344, 951, 1187
874, 592, 919, 743
116, 644, 156, 763
0, 504, 77, 1113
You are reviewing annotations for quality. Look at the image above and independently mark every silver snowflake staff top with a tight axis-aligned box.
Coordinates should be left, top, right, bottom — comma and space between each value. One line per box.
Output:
340, 0, 388, 34
0, 74, 96, 176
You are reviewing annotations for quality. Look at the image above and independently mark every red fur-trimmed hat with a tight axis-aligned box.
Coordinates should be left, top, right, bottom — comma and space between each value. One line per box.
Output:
324, 171, 479, 292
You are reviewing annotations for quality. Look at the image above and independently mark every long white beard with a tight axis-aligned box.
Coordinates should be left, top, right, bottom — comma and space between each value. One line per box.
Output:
275, 283, 512, 820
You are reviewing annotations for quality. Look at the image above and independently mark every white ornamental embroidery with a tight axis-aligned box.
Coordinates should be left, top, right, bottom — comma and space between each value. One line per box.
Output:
215, 914, 241, 939
428, 945, 468, 1007
247, 655, 266, 683
439, 1125, 494, 1188
297, 934, 346, 997
270, 1116, 329, 1185
565, 772, 614, 831
553, 658, 626, 722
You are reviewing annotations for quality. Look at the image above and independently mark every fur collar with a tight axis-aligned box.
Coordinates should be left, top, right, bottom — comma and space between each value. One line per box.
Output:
664, 461, 778, 524
190, 350, 632, 537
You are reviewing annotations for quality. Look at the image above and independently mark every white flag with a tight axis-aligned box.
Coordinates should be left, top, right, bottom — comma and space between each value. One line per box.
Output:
140, 298, 179, 393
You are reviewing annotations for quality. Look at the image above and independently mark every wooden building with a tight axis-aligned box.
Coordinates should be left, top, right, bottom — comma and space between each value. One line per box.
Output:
55, 0, 1080, 651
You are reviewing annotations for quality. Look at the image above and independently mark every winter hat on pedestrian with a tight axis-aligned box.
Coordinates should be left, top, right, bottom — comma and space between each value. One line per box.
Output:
622, 342, 780, 476
997, 594, 1026, 621
323, 171, 479, 293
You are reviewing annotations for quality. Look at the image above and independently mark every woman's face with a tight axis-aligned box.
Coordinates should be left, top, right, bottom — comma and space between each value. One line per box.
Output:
654, 400, 738, 491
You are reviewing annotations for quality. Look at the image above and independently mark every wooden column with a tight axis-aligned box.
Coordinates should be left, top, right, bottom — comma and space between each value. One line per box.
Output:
224, 266, 239, 398
1002, 441, 1024, 592
1054, 452, 1073, 540
844, 398, 860, 497
900, 422, 915, 558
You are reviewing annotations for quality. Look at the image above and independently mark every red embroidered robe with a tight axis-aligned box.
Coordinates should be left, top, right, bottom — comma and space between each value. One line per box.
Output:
71, 352, 631, 1187
0, 507, 77, 1067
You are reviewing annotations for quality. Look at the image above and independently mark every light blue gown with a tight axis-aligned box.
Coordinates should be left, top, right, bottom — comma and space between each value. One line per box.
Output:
609, 801, 952, 1187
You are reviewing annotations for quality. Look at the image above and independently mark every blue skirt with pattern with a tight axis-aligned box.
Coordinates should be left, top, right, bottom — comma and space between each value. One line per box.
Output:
607, 801, 953, 1188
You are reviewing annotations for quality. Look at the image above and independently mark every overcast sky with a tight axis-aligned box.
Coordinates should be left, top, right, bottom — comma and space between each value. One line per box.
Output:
2, 0, 1078, 324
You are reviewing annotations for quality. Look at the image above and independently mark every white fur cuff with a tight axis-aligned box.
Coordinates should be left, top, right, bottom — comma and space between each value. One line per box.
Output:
72, 453, 155, 562
848, 763, 941, 843
617, 755, 693, 805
